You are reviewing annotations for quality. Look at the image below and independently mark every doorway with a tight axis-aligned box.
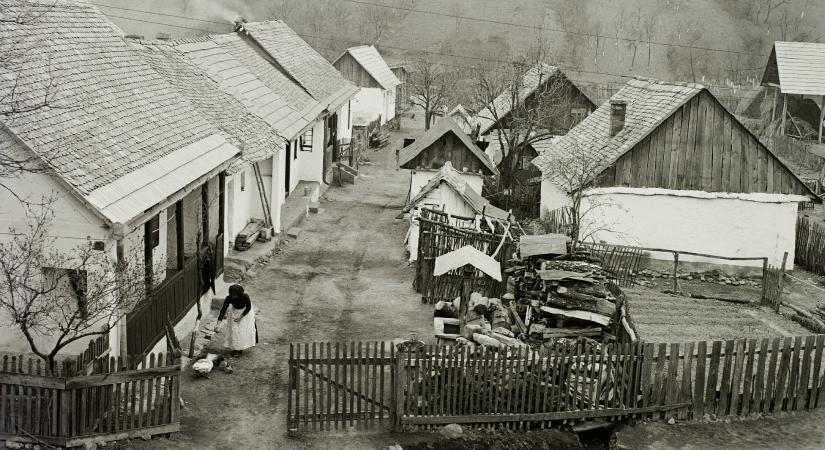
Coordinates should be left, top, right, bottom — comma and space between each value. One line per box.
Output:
284, 141, 291, 197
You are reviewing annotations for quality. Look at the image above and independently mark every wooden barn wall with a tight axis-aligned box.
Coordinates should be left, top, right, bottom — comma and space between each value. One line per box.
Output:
597, 91, 810, 196
333, 53, 381, 89
407, 132, 488, 173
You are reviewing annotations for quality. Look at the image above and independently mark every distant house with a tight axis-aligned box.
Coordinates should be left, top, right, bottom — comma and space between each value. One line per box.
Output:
473, 63, 596, 139
483, 130, 558, 183
533, 78, 817, 271
760, 41, 825, 141
333, 45, 402, 126
402, 162, 510, 261
387, 59, 409, 110
398, 118, 498, 201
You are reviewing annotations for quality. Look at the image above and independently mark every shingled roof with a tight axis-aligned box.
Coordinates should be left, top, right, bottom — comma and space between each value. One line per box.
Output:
131, 40, 284, 175
761, 41, 825, 96
239, 21, 357, 111
172, 36, 309, 140
335, 45, 401, 91
532, 78, 704, 187
398, 118, 498, 175
403, 162, 510, 221
0, 0, 237, 224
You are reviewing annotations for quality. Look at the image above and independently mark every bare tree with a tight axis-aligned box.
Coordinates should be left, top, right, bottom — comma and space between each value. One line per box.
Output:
407, 58, 458, 130
359, 5, 391, 44
268, 0, 300, 22
0, 199, 154, 371
1, 2, 69, 203
539, 140, 620, 249
472, 46, 581, 191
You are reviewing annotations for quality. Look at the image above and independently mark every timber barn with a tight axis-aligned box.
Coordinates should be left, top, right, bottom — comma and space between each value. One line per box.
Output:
333, 45, 401, 126
533, 77, 817, 271
399, 118, 498, 200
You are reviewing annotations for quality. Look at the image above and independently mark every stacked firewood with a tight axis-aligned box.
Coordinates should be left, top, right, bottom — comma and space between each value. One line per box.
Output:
505, 254, 619, 346
434, 293, 529, 350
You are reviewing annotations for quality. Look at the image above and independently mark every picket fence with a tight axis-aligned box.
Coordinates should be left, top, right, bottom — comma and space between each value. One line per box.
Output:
415, 215, 514, 304
796, 216, 825, 276
287, 335, 825, 432
0, 352, 181, 448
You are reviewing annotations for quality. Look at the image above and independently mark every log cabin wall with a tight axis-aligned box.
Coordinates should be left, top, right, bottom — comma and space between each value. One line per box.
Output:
333, 52, 382, 89
596, 90, 811, 196
406, 131, 488, 173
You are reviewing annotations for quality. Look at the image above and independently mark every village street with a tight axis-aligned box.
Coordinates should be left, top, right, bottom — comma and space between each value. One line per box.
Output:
122, 131, 435, 450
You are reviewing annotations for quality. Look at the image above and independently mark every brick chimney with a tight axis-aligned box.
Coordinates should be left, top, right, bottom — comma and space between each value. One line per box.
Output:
609, 100, 627, 138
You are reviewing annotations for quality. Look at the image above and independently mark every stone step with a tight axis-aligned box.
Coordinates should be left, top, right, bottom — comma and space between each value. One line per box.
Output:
309, 201, 321, 213
287, 227, 302, 238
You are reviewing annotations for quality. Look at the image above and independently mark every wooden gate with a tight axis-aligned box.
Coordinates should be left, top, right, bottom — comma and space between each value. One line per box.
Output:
287, 342, 396, 432
581, 243, 644, 287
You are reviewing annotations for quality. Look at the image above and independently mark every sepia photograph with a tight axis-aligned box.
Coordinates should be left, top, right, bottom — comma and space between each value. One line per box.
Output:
1, 0, 825, 448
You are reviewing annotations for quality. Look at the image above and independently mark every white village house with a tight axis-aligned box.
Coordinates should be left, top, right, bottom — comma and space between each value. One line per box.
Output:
333, 45, 402, 126
402, 162, 510, 262
398, 118, 499, 201
532, 78, 817, 272
0, 3, 357, 361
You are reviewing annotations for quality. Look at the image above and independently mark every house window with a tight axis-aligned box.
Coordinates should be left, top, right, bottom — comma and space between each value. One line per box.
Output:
240, 171, 246, 191
520, 155, 533, 170
571, 107, 587, 125
147, 214, 160, 249
43, 268, 88, 319
300, 129, 313, 151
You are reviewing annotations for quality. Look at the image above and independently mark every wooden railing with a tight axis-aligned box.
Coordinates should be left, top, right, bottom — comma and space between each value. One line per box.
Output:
127, 252, 200, 356
0, 352, 180, 448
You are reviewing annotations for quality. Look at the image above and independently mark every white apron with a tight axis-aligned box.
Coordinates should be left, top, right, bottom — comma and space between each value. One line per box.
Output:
224, 305, 257, 351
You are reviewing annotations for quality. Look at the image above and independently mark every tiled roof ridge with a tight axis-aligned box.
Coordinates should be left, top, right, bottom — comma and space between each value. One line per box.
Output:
629, 76, 706, 91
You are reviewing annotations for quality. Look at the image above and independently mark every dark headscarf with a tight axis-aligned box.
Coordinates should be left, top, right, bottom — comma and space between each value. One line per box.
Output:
228, 284, 244, 297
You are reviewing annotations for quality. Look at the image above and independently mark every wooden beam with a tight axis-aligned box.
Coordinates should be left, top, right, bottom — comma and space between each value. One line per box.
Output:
175, 200, 184, 270
820, 96, 825, 143
781, 94, 788, 135
218, 171, 226, 236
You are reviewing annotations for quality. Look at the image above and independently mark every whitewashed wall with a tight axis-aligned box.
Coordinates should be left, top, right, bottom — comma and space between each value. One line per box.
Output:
539, 178, 571, 217
579, 188, 803, 268
409, 170, 484, 200
336, 100, 353, 142
352, 87, 386, 126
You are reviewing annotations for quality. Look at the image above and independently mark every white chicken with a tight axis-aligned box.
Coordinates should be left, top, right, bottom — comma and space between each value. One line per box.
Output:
192, 353, 223, 378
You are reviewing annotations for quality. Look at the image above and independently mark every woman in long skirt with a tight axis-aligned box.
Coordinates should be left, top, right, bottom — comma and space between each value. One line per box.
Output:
217, 284, 258, 356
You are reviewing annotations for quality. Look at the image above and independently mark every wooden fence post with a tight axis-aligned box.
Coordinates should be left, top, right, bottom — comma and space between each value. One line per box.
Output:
392, 345, 405, 431
761, 258, 769, 303
672, 251, 679, 292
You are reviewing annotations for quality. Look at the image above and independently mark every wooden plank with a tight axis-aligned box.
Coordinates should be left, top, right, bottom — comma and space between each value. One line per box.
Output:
767, 153, 775, 192
729, 121, 741, 192
666, 343, 680, 415
705, 341, 722, 415
653, 344, 667, 412
694, 341, 707, 418
721, 113, 732, 191
679, 342, 695, 420
799, 336, 814, 410
347, 342, 354, 427
787, 336, 803, 410
718, 340, 735, 416
765, 338, 781, 413
678, 99, 695, 189
668, 108, 682, 188
757, 135, 768, 192
64, 365, 182, 389
312, 343, 318, 431
400, 404, 693, 425
774, 337, 792, 412
741, 339, 757, 415
700, 93, 714, 190
711, 104, 724, 191
728, 339, 747, 415
809, 335, 825, 409
752, 338, 769, 414
739, 129, 751, 192
631, 137, 645, 187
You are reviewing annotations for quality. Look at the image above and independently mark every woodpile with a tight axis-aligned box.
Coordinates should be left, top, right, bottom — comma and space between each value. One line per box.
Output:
369, 128, 390, 148
234, 219, 266, 251
507, 256, 619, 347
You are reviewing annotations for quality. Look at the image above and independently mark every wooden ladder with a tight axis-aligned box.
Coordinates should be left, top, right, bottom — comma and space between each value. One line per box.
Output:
252, 162, 273, 229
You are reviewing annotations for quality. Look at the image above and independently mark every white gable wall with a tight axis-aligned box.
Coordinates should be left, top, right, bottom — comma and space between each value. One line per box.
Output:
578, 188, 801, 269
409, 170, 484, 200
352, 87, 395, 126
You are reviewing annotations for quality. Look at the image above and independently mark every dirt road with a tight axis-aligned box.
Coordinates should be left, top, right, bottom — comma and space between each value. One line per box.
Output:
122, 132, 434, 449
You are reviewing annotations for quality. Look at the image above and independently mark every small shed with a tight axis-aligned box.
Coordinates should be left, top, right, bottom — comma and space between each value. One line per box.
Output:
403, 162, 510, 261
387, 59, 409, 109
760, 41, 825, 140
533, 77, 817, 270
399, 118, 498, 199
333, 45, 401, 126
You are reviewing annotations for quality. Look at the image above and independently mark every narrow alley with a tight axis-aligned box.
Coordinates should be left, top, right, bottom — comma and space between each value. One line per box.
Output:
126, 134, 434, 450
